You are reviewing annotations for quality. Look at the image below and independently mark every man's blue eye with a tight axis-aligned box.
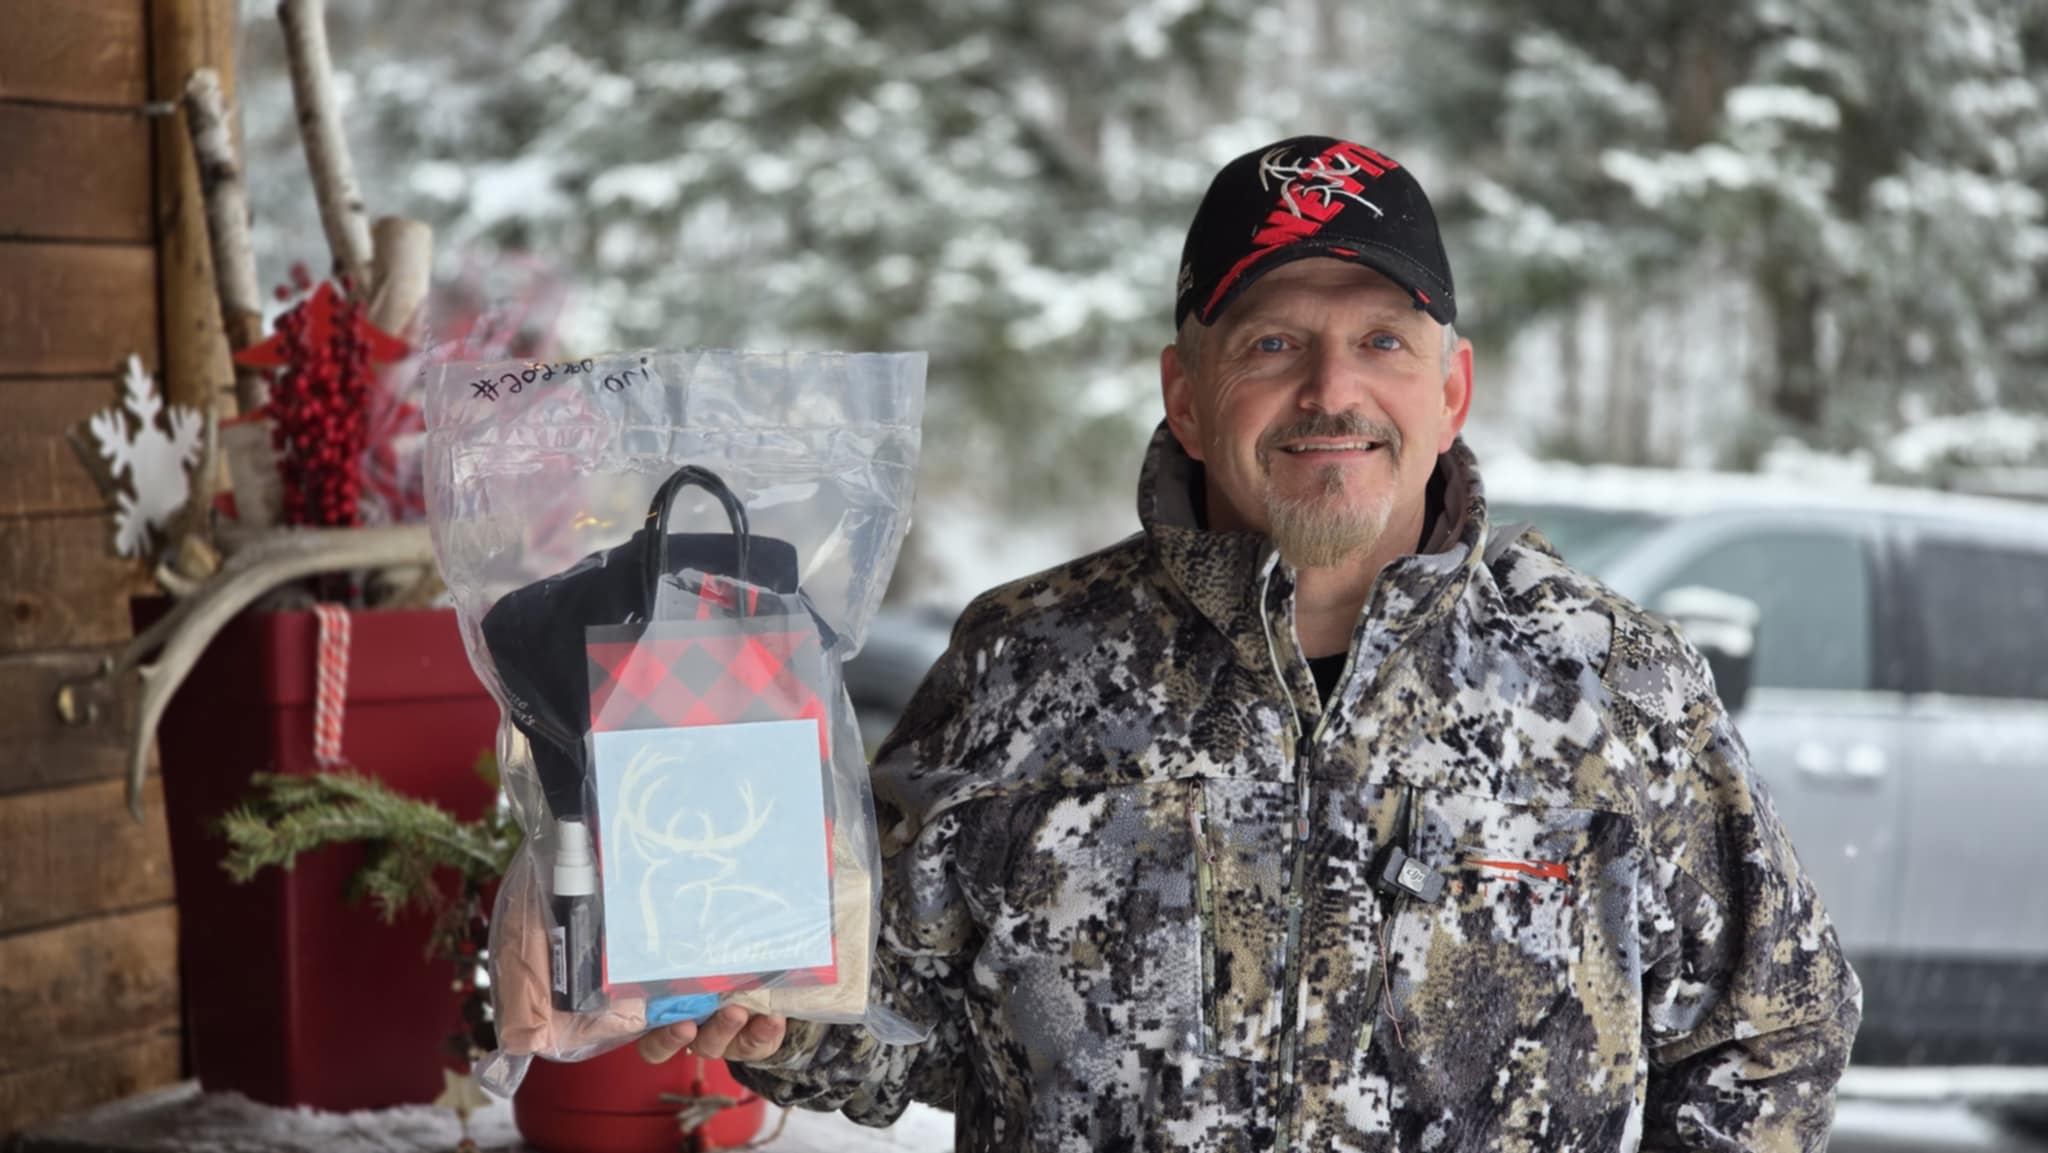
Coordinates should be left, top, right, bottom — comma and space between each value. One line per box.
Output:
1369, 334, 1404, 352
1255, 336, 1288, 353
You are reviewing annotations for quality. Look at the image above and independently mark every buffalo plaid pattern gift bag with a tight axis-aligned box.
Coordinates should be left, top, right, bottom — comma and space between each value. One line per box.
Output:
583, 582, 842, 1000
586, 586, 831, 736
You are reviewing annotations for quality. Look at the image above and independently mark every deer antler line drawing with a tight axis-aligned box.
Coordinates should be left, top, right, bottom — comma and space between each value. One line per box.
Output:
609, 743, 785, 957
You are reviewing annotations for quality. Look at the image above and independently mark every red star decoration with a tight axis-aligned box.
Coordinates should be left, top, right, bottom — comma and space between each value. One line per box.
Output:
233, 281, 412, 528
235, 281, 410, 369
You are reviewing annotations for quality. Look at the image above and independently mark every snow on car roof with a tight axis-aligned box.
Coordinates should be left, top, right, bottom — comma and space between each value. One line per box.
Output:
1481, 448, 2048, 530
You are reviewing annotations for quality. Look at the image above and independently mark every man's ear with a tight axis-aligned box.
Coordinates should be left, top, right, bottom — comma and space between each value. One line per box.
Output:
1161, 342, 1205, 462
1439, 337, 1474, 453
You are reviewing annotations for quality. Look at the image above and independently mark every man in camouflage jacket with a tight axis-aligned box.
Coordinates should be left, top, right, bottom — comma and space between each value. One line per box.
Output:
648, 137, 1861, 1151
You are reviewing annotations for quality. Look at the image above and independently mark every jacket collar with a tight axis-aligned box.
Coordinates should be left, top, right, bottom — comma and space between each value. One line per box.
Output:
1137, 421, 1496, 716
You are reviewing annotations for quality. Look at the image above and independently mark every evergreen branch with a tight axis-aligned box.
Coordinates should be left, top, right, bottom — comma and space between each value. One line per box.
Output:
218, 770, 519, 922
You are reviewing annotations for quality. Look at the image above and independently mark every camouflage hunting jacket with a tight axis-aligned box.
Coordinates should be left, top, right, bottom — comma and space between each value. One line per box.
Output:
732, 425, 1862, 1152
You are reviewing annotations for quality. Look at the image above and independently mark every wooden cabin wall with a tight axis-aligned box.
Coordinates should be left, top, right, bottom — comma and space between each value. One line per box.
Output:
0, 0, 237, 1131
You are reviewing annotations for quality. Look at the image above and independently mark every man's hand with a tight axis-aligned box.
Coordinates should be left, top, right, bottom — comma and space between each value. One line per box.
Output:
637, 1005, 788, 1065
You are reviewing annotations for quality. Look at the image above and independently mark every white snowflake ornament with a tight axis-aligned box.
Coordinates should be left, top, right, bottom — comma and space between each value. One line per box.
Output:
86, 355, 204, 558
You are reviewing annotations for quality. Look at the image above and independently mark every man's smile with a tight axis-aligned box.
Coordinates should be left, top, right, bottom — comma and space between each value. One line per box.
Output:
1276, 438, 1386, 457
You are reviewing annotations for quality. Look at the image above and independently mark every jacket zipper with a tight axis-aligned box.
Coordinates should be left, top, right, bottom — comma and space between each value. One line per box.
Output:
1189, 781, 1219, 1056
1259, 565, 1368, 1148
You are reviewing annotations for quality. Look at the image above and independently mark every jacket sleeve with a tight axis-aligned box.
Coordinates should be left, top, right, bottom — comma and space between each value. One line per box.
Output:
728, 629, 984, 1127
1636, 678, 1863, 1153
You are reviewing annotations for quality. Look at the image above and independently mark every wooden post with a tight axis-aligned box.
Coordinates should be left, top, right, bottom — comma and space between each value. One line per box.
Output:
151, 0, 240, 577
151, 0, 239, 422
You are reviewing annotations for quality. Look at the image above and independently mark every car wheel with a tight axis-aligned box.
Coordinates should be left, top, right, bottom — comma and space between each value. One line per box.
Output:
1985, 1102, 2048, 1140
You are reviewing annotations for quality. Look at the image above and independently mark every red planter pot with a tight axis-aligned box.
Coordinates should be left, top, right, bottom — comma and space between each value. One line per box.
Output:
514, 1045, 767, 1152
145, 602, 501, 1110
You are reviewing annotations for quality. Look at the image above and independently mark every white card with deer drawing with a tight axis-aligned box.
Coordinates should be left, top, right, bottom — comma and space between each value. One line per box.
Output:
591, 719, 834, 984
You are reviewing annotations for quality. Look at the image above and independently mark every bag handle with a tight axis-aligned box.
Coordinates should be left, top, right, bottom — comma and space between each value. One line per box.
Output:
641, 465, 752, 608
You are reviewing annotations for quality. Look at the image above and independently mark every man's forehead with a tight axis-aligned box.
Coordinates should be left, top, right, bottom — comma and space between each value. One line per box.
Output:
1219, 261, 1429, 328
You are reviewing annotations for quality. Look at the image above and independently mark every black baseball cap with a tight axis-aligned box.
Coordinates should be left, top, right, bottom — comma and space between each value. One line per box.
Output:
1175, 136, 1456, 329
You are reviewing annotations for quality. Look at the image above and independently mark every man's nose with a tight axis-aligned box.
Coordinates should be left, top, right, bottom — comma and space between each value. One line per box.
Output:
1298, 340, 1379, 416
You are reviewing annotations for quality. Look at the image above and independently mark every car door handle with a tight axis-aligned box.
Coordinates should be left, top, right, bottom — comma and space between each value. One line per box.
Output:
1841, 744, 1888, 781
1794, 741, 1887, 783
1793, 741, 1838, 778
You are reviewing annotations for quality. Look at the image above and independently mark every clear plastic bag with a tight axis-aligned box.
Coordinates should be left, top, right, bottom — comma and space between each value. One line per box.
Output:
422, 350, 926, 1095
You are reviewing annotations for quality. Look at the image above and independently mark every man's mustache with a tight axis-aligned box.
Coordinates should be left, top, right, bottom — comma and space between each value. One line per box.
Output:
1258, 412, 1403, 467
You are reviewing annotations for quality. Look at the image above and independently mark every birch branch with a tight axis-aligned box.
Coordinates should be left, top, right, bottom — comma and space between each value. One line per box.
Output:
184, 69, 267, 412
279, 0, 373, 296
368, 215, 434, 336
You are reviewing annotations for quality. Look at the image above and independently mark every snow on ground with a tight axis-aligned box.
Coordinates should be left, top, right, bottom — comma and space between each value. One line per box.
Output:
14, 1081, 956, 1153
16, 1083, 518, 1153
774, 1102, 952, 1151
774, 1073, 2048, 1152
1841, 1066, 2048, 1105
13, 1081, 950, 1153
1832, 1099, 2023, 1151
1886, 409, 2048, 475
19, 1077, 2048, 1152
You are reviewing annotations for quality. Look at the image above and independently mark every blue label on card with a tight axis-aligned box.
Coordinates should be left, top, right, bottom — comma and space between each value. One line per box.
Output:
591, 719, 834, 985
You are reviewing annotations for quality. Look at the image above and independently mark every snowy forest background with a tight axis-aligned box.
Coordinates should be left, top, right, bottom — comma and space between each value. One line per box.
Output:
235, 0, 2048, 602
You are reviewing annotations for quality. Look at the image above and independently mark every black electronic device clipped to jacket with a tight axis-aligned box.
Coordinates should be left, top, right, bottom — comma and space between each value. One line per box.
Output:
1372, 786, 1446, 905
1376, 846, 1446, 905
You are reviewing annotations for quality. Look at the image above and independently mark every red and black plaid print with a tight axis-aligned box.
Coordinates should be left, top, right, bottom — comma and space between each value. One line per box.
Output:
586, 624, 830, 744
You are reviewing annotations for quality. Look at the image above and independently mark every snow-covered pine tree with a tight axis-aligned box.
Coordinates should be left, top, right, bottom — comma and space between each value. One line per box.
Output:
237, 0, 1270, 512
1383, 0, 2048, 466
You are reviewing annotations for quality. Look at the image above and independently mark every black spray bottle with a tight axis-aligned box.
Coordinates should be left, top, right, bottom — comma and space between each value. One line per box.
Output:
549, 817, 603, 1012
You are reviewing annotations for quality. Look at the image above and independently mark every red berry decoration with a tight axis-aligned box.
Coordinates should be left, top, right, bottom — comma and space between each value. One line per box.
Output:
235, 282, 410, 528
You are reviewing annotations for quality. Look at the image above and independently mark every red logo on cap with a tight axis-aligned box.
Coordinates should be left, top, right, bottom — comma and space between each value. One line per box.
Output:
1202, 141, 1400, 322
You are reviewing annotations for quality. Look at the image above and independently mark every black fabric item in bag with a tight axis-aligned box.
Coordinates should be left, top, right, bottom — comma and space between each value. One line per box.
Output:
479, 466, 805, 820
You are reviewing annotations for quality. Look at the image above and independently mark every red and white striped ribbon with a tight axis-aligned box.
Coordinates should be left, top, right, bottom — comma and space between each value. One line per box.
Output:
312, 603, 352, 767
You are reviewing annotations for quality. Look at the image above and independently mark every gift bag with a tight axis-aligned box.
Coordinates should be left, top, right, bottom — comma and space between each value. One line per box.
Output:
586, 607, 842, 1001
578, 472, 845, 1009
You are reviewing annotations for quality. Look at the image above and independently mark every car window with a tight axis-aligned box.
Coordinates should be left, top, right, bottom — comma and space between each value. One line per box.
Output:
1912, 537, 2048, 702
1489, 503, 1667, 577
1650, 528, 1873, 692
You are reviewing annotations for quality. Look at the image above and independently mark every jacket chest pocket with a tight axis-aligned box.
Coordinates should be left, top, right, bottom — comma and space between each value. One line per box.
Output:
1427, 793, 1596, 965
1379, 792, 1603, 1040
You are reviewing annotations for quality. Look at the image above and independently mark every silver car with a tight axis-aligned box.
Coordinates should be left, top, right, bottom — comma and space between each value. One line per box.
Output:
1490, 463, 2048, 1068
